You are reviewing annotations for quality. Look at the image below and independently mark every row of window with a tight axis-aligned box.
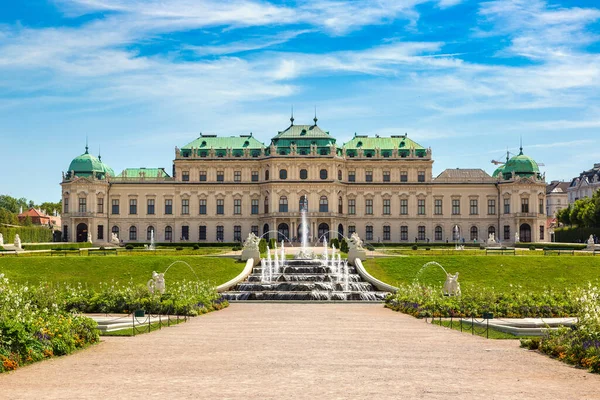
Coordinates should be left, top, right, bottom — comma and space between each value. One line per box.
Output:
112, 225, 249, 242
179, 169, 427, 183
68, 196, 545, 216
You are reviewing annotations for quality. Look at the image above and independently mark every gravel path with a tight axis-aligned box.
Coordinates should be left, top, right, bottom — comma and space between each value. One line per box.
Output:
1, 304, 598, 399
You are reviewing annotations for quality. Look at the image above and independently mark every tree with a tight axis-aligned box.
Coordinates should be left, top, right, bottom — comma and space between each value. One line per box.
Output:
557, 206, 571, 226
22, 215, 33, 226
39, 201, 62, 215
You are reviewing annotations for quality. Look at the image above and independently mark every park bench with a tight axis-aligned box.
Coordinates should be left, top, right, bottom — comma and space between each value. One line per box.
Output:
485, 248, 515, 255
50, 249, 81, 256
543, 248, 575, 256
88, 248, 118, 256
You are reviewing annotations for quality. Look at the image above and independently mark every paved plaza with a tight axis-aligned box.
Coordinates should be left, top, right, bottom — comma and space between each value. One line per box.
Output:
1, 304, 598, 399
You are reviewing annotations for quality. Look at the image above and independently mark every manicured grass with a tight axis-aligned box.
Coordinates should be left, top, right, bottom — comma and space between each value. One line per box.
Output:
0, 255, 244, 288
364, 256, 600, 292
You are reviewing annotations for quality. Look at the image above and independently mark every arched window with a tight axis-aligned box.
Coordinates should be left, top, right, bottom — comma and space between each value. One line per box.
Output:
434, 226, 443, 241
277, 223, 289, 242
111, 226, 119, 238
470, 226, 478, 241
279, 169, 287, 180
165, 226, 173, 241
264, 196, 269, 214
279, 196, 288, 212
129, 226, 137, 240
338, 196, 343, 214
338, 170, 342, 181
319, 196, 328, 212
300, 169, 308, 180
265, 170, 269, 181
318, 223, 330, 241
320, 169, 328, 180
147, 226, 154, 241
299, 195, 308, 211
488, 226, 496, 238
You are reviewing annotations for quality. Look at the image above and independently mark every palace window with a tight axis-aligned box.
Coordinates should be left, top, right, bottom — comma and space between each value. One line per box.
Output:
234, 199, 242, 215
383, 171, 390, 182
348, 225, 356, 235
365, 199, 373, 215
165, 199, 172, 215
400, 172, 408, 182
97, 198, 104, 214
470, 199, 478, 215
251, 225, 259, 236
199, 226, 207, 241
338, 197, 343, 214
488, 199, 496, 215
199, 199, 207, 215
216, 225, 224, 241
348, 171, 355, 182
401, 226, 408, 241
147, 226, 154, 241
279, 196, 288, 212
234, 171, 241, 182
129, 226, 137, 241
165, 226, 173, 241
299, 196, 308, 211
365, 170, 373, 182
251, 171, 259, 182
435, 226, 442, 241
79, 198, 87, 213
488, 226, 496, 239
147, 199, 155, 215
452, 199, 460, 215
521, 198, 529, 213
504, 198, 510, 214
418, 226, 426, 241
63, 197, 69, 213
217, 171, 224, 182
434, 199, 442, 215
129, 199, 137, 215
319, 196, 328, 212
503, 225, 510, 240
400, 199, 408, 215
418, 171, 425, 182
251, 199, 259, 215
383, 199, 391, 215
264, 197, 269, 214
97, 225, 104, 240
234, 226, 242, 242
348, 199, 356, 215
320, 169, 328, 180
217, 199, 224, 215
539, 199, 544, 215
181, 199, 189, 215
300, 169, 308, 180
111, 225, 119, 239
470, 226, 478, 241
199, 171, 207, 181
111, 199, 119, 215
182, 171, 189, 181
418, 199, 425, 215
383, 226, 390, 241
338, 170, 342, 181
540, 225, 544, 240
366, 225, 373, 241
265, 170, 269, 181
279, 169, 287, 180
181, 225, 189, 241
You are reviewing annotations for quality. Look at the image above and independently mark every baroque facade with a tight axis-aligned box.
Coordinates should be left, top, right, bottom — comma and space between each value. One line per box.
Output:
568, 163, 600, 203
61, 119, 547, 244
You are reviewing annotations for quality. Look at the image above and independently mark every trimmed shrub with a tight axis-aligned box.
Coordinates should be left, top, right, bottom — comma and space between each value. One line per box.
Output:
232, 246, 242, 251
22, 242, 93, 251
193, 244, 200, 250
555, 227, 600, 244
330, 238, 340, 249
340, 239, 349, 253
175, 247, 184, 251
411, 245, 418, 251
0, 226, 53, 244
269, 238, 276, 249
125, 244, 134, 250
529, 245, 536, 251
258, 239, 267, 253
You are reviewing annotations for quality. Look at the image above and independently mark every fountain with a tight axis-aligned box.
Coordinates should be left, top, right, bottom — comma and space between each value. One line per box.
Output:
14, 234, 21, 250
453, 225, 464, 250
414, 261, 461, 296
148, 229, 156, 251
295, 197, 313, 259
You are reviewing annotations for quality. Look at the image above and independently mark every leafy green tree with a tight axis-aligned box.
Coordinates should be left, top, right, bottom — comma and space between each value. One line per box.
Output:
22, 215, 33, 226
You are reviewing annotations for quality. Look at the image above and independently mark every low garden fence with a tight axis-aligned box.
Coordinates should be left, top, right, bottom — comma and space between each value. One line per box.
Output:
425, 313, 494, 338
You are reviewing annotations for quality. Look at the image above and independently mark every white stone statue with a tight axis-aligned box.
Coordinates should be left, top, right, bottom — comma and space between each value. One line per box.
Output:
243, 232, 260, 251
348, 232, 364, 251
515, 232, 520, 243
488, 232, 496, 244
14, 234, 21, 249
587, 234, 595, 246
87, 232, 92, 243
0, 233, 3, 247
443, 272, 461, 296
110, 233, 119, 245
147, 271, 165, 294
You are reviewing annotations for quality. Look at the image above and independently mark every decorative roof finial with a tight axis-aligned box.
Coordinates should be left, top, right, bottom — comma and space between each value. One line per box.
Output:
313, 105, 318, 125
85, 136, 89, 154
506, 147, 509, 163
519, 136, 523, 155
98, 145, 101, 161
290, 106, 294, 126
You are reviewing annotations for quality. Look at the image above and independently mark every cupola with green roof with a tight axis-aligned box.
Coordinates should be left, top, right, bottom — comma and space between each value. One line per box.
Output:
66, 145, 113, 180
497, 147, 541, 180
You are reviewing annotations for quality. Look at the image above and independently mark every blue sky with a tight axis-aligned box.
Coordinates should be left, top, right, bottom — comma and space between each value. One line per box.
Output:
1, 0, 599, 203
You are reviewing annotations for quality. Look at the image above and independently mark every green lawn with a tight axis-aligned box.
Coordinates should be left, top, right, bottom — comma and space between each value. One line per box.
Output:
0, 255, 244, 288
364, 256, 600, 292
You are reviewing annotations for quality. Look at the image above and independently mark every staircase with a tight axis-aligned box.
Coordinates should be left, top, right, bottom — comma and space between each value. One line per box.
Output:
222, 259, 389, 302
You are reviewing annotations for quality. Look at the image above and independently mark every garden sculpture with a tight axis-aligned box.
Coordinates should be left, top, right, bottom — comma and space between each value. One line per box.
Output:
14, 234, 21, 249
348, 232, 364, 251
243, 232, 260, 251
147, 271, 166, 294
87, 232, 92, 243
515, 232, 520, 243
488, 232, 496, 244
110, 233, 119, 245
443, 272, 461, 296
587, 234, 595, 246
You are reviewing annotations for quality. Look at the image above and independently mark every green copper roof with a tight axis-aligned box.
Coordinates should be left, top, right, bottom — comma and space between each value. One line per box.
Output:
343, 135, 424, 150
500, 148, 540, 179
272, 124, 335, 141
182, 134, 264, 150
492, 165, 504, 178
67, 146, 109, 178
116, 168, 171, 178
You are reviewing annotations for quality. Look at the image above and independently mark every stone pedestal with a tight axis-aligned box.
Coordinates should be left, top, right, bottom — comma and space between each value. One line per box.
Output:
348, 249, 367, 265
241, 249, 260, 265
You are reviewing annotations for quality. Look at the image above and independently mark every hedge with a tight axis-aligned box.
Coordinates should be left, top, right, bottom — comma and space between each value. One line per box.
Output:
0, 226, 53, 244
555, 227, 600, 244
21, 242, 93, 251
123, 242, 237, 248
514, 242, 587, 250
367, 242, 482, 248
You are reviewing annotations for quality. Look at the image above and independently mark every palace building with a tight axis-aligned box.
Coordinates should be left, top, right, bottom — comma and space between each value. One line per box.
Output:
61, 118, 547, 245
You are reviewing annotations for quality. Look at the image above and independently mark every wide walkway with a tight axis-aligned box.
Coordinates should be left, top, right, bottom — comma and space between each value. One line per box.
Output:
1, 304, 598, 399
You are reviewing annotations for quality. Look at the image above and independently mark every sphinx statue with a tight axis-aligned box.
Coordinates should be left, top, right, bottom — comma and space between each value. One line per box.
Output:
443, 272, 461, 296
147, 271, 165, 294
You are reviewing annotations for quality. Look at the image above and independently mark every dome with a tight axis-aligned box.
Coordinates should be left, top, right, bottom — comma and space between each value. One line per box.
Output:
67, 146, 112, 178
492, 165, 504, 178
501, 148, 540, 179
